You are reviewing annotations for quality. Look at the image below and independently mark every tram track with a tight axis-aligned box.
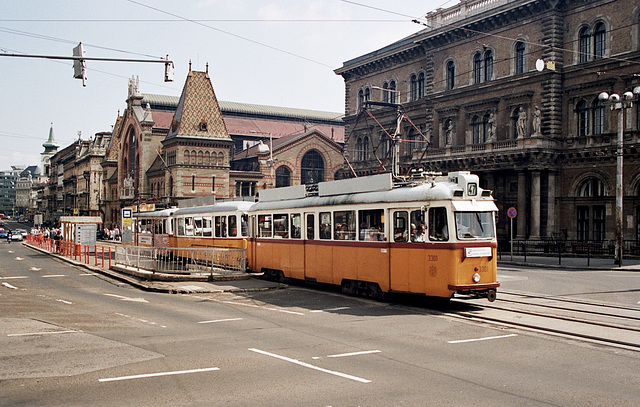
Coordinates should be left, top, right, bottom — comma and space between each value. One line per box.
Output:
448, 290, 640, 352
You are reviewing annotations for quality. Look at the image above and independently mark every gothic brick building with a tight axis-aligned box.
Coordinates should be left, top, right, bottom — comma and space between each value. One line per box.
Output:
335, 0, 640, 244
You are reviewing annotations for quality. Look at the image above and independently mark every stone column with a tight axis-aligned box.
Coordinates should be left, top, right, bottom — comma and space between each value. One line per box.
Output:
530, 171, 541, 238
547, 171, 556, 238
517, 171, 527, 239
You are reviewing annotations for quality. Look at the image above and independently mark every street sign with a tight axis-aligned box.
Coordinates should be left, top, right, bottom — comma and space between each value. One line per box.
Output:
507, 207, 517, 218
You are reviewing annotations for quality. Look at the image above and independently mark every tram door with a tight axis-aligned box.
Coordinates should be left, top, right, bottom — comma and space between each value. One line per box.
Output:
303, 212, 319, 280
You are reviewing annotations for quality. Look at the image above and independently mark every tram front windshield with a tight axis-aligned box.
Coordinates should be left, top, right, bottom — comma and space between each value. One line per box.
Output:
455, 212, 495, 239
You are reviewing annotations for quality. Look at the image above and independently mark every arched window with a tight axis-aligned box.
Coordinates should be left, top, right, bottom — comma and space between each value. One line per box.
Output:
579, 177, 606, 197
593, 99, 605, 135
594, 22, 606, 59
472, 115, 483, 144
363, 136, 370, 160
484, 50, 493, 81
191, 150, 197, 165
382, 82, 389, 103
483, 113, 491, 142
446, 61, 455, 90
218, 152, 225, 166
389, 80, 397, 104
410, 74, 418, 100
205, 151, 210, 165
355, 137, 363, 161
275, 166, 291, 188
301, 150, 324, 184
197, 151, 203, 165
358, 89, 364, 109
184, 150, 190, 164
128, 128, 136, 180
579, 27, 591, 63
364, 87, 371, 103
577, 100, 589, 137
515, 42, 525, 74
417, 72, 425, 99
473, 53, 482, 84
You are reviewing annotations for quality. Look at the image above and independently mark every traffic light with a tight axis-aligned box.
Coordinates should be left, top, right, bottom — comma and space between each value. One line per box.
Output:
73, 42, 87, 86
164, 54, 174, 82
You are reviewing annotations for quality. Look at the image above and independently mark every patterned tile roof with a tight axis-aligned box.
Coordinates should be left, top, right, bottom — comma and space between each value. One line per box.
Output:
166, 70, 230, 140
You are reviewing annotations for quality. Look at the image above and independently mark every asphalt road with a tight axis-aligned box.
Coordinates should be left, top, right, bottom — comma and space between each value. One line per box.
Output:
1, 241, 639, 406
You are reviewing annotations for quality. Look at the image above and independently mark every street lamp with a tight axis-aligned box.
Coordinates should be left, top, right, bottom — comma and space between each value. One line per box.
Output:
598, 86, 640, 266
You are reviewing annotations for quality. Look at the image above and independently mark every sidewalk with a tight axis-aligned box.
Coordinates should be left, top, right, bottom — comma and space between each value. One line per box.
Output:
498, 253, 640, 271
24, 242, 285, 295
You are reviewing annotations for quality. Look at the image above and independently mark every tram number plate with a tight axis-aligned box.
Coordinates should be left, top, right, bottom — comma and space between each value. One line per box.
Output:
464, 247, 492, 258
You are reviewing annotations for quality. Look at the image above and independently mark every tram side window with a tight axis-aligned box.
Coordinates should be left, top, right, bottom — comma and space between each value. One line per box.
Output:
334, 210, 356, 240
185, 217, 194, 236
393, 211, 408, 242
274, 214, 289, 238
359, 209, 385, 241
194, 218, 203, 236
215, 216, 227, 237
306, 214, 315, 240
228, 215, 237, 237
241, 214, 249, 237
428, 207, 449, 241
258, 215, 272, 238
203, 217, 212, 237
319, 212, 332, 239
177, 218, 184, 236
410, 210, 425, 242
291, 213, 301, 239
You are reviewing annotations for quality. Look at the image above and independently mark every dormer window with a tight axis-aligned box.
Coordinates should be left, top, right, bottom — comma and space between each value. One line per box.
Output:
199, 120, 207, 131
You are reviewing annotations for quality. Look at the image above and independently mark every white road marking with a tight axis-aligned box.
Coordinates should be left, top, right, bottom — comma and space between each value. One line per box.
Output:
99, 367, 219, 383
312, 350, 382, 360
0, 276, 28, 280
2, 282, 18, 289
249, 348, 371, 384
115, 312, 166, 328
56, 299, 73, 305
220, 300, 304, 315
42, 274, 66, 278
104, 293, 148, 303
30, 267, 41, 271
310, 307, 351, 313
15, 257, 23, 260
448, 333, 518, 344
198, 318, 243, 324
8, 330, 79, 337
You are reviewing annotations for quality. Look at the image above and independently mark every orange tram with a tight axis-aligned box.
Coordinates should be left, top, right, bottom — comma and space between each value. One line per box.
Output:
133, 171, 500, 301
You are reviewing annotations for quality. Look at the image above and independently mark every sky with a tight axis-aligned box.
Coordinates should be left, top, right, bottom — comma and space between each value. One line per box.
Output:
0, 0, 456, 170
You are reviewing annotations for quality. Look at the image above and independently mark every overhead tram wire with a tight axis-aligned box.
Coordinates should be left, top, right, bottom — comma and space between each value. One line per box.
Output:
126, 0, 334, 69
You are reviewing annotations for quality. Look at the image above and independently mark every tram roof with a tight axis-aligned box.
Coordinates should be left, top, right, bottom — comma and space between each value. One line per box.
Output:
133, 208, 178, 218
173, 200, 254, 216
251, 181, 496, 212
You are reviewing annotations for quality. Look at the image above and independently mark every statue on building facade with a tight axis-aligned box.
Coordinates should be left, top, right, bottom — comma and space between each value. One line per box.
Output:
445, 120, 453, 146
532, 105, 541, 136
516, 107, 526, 139
487, 111, 496, 142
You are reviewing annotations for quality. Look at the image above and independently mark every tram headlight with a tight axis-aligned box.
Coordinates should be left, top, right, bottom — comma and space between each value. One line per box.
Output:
472, 273, 481, 283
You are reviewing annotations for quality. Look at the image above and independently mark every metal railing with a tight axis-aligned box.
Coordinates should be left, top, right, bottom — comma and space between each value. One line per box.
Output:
115, 245, 247, 275
498, 238, 640, 265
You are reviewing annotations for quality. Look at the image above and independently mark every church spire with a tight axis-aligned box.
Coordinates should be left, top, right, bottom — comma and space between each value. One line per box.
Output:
42, 123, 59, 153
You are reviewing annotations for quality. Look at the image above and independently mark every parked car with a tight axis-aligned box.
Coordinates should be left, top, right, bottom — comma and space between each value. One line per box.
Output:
10, 232, 23, 242
0, 228, 6, 239
15, 229, 28, 238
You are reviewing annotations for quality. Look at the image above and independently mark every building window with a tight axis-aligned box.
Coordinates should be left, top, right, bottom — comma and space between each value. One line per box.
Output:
579, 27, 591, 63
472, 115, 483, 144
301, 150, 324, 184
579, 177, 605, 197
191, 174, 195, 192
593, 99, 605, 135
276, 166, 291, 188
211, 175, 215, 192
484, 50, 493, 81
594, 22, 606, 59
515, 41, 525, 74
577, 206, 589, 241
410, 74, 418, 100
577, 100, 590, 137
358, 89, 364, 109
483, 113, 491, 142
382, 82, 389, 103
446, 61, 455, 90
593, 206, 605, 242
473, 53, 482, 84
417, 72, 425, 99
184, 150, 189, 164
389, 80, 396, 104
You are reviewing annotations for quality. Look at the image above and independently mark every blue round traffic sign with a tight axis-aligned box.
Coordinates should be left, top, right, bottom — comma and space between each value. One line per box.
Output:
507, 207, 517, 218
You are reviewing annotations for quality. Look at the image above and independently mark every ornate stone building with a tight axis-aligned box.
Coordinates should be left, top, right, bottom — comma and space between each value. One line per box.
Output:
335, 0, 640, 244
100, 66, 344, 228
